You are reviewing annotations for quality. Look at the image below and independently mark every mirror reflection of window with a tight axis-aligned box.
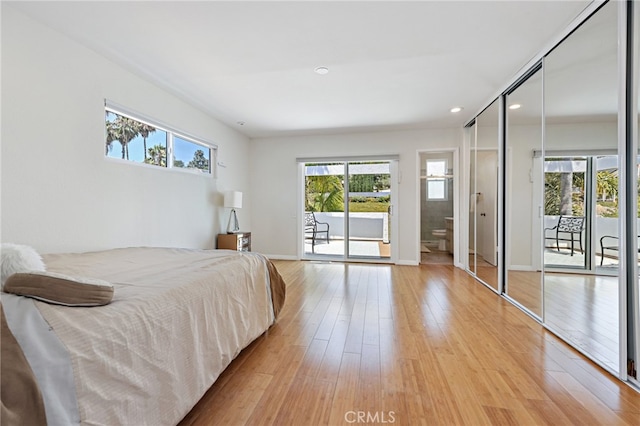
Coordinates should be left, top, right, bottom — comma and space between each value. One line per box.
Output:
543, 156, 587, 269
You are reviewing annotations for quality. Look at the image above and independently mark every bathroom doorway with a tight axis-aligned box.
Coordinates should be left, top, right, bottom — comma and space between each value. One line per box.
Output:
419, 150, 455, 265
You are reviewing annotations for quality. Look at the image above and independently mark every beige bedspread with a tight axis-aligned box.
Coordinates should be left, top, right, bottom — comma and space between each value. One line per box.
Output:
29, 247, 284, 425
0, 305, 47, 426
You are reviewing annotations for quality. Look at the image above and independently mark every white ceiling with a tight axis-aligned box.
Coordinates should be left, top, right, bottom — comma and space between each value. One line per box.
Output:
7, 1, 592, 138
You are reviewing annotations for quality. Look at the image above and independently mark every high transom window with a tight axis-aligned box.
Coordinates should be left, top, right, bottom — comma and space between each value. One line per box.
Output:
105, 101, 215, 175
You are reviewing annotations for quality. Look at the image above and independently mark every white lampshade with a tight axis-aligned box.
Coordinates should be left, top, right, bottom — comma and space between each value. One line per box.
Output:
224, 191, 242, 209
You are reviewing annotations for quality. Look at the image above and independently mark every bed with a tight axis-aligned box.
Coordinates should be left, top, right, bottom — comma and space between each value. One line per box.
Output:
1, 247, 286, 426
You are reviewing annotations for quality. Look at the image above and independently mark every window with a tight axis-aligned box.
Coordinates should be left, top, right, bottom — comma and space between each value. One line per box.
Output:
105, 101, 215, 175
173, 135, 210, 173
105, 110, 168, 165
426, 159, 448, 200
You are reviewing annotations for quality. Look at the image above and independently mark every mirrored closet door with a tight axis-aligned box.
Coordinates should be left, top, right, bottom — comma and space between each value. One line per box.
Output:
543, 0, 620, 374
467, 123, 477, 275
634, 0, 640, 379
473, 100, 500, 291
504, 69, 543, 317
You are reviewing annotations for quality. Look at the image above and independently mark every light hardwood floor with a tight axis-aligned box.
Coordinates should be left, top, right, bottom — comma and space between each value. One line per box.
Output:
179, 261, 640, 425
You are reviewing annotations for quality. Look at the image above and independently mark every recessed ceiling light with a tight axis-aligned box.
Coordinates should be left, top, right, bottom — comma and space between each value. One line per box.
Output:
509, 104, 522, 110
450, 107, 463, 113
314, 66, 329, 75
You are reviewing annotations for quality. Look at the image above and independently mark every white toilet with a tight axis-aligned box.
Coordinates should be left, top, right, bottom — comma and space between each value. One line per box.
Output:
432, 229, 447, 251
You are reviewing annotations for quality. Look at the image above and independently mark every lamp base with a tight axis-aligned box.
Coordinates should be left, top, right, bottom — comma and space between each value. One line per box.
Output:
227, 209, 240, 234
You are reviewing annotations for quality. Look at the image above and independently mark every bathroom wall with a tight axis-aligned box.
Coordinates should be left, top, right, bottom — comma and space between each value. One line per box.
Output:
419, 151, 454, 244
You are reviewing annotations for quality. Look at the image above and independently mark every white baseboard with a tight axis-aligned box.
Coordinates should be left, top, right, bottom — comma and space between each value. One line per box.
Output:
264, 254, 298, 261
507, 265, 536, 272
397, 260, 419, 266
264, 255, 420, 266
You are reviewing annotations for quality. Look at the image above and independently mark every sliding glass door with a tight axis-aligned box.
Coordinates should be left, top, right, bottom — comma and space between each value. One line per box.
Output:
302, 159, 396, 262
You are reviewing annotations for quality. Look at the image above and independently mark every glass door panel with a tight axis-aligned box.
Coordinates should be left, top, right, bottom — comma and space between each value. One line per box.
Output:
347, 161, 392, 260
304, 161, 345, 258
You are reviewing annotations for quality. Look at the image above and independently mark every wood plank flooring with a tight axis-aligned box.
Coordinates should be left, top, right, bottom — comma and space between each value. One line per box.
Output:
179, 261, 639, 425
544, 273, 619, 373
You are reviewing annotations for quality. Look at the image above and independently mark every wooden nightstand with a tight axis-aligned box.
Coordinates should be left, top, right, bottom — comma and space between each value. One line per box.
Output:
217, 232, 251, 252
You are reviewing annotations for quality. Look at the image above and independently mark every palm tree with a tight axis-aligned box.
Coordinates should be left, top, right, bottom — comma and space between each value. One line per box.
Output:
105, 115, 140, 159
187, 149, 208, 171
596, 170, 618, 202
305, 175, 344, 212
146, 145, 166, 167
559, 172, 573, 215
138, 123, 156, 162
105, 117, 118, 155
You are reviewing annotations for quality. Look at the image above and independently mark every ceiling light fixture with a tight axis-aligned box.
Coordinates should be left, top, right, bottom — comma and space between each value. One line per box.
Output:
314, 66, 329, 75
450, 107, 463, 113
509, 104, 522, 110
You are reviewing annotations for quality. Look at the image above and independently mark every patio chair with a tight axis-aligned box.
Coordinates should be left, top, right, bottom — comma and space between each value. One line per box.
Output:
544, 215, 585, 256
599, 235, 619, 266
305, 212, 330, 249
599, 235, 640, 266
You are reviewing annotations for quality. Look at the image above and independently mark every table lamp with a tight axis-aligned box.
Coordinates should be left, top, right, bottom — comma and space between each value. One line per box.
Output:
224, 191, 242, 233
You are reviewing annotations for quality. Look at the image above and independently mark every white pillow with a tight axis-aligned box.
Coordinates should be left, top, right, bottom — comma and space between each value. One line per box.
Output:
1, 243, 46, 288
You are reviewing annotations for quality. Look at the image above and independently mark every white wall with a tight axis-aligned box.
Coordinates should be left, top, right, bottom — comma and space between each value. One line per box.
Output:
1, 6, 251, 254
249, 128, 462, 264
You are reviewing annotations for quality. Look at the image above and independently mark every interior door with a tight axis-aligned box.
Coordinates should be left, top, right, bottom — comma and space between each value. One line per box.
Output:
476, 150, 498, 266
